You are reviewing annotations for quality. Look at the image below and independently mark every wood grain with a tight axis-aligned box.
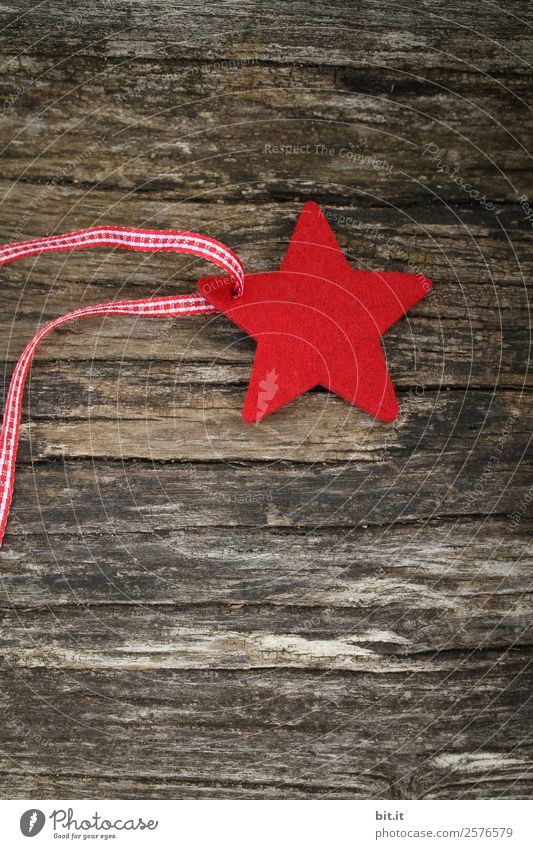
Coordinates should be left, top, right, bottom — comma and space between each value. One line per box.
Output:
0, 0, 531, 800
1, 659, 531, 799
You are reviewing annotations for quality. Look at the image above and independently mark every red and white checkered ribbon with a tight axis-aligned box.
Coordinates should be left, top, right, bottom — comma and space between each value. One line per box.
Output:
0, 225, 245, 547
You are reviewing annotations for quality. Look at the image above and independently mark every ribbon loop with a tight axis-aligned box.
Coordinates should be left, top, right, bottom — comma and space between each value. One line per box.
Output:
0, 225, 245, 296
0, 224, 245, 546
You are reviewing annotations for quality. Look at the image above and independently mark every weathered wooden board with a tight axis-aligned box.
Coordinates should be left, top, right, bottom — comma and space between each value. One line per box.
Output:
1, 72, 531, 202
3, 447, 531, 536
7, 374, 530, 460
2, 528, 532, 664
1, 517, 530, 611
1, 0, 531, 71
0, 191, 530, 394
1, 658, 532, 799
0, 0, 531, 802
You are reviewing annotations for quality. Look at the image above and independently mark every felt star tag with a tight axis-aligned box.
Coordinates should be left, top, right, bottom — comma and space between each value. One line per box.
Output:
198, 201, 432, 423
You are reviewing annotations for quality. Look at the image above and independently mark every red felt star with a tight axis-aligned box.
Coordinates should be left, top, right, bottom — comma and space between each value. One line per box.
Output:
198, 201, 431, 423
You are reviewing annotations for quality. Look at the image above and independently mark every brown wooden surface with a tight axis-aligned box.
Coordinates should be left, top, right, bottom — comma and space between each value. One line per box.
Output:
0, 1, 532, 800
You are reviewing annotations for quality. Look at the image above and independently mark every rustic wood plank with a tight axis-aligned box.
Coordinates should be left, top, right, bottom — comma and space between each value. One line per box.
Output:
0, 69, 530, 202
2, 602, 531, 671
0, 4, 531, 205
1, 0, 531, 70
2, 517, 531, 616
0, 85, 531, 211
0, 658, 531, 798
1, 189, 528, 296
1, 518, 532, 663
0, 191, 530, 393
4, 435, 531, 537
10, 380, 531, 463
